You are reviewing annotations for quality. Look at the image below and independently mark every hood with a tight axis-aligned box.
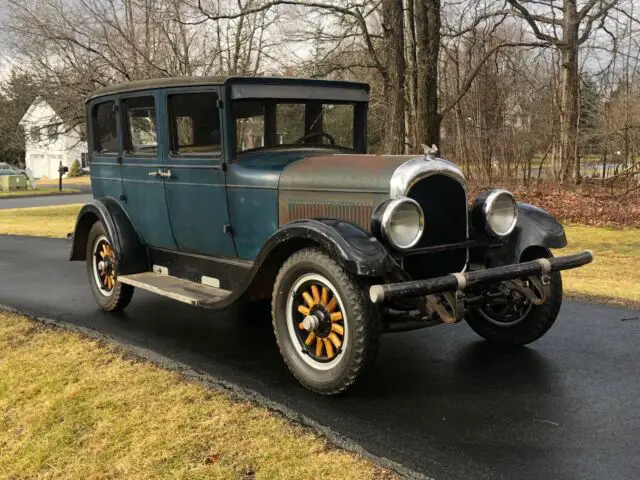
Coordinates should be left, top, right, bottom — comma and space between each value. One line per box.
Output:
279, 154, 415, 194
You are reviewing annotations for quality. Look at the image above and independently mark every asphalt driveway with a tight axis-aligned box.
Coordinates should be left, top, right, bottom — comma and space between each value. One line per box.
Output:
0, 234, 638, 480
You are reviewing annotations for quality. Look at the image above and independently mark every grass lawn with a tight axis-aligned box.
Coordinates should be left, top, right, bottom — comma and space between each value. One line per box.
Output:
0, 204, 82, 237
0, 187, 80, 197
0, 203, 637, 306
36, 176, 91, 186
0, 312, 386, 479
557, 225, 640, 307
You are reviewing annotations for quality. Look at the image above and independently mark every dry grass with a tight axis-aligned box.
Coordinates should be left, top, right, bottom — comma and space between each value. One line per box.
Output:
0, 312, 386, 480
0, 187, 79, 197
36, 176, 91, 186
0, 204, 82, 238
559, 225, 640, 306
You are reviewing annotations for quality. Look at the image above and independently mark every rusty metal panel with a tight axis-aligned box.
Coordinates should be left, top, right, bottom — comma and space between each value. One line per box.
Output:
287, 201, 374, 231
279, 190, 388, 229
279, 154, 413, 194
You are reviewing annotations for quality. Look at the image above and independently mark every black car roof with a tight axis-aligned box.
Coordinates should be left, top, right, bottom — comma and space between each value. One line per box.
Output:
85, 76, 370, 104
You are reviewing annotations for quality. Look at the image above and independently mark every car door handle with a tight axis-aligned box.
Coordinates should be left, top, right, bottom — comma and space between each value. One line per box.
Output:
157, 169, 173, 179
148, 171, 161, 177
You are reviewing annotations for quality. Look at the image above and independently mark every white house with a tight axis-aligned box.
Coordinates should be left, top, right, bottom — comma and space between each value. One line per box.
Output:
19, 97, 88, 179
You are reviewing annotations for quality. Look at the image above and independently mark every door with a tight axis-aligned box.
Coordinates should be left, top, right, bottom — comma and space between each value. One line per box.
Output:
119, 93, 176, 250
161, 88, 237, 257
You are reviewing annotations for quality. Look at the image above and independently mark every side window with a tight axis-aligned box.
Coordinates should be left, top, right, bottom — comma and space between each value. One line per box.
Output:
234, 101, 265, 152
122, 96, 157, 154
93, 101, 118, 153
168, 92, 221, 156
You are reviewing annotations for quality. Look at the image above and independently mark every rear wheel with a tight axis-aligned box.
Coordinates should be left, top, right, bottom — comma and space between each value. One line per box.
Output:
272, 248, 381, 395
86, 222, 134, 312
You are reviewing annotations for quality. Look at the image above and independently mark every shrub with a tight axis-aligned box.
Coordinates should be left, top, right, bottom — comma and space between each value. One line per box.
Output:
68, 159, 82, 177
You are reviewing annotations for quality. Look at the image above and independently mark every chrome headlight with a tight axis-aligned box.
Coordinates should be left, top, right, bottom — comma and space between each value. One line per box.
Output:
372, 198, 424, 249
473, 189, 518, 237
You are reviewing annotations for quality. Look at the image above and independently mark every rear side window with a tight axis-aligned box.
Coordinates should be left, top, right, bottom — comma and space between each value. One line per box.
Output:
123, 96, 158, 154
93, 101, 117, 153
168, 92, 221, 156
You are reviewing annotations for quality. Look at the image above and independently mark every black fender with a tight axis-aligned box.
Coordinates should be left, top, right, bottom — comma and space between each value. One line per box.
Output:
484, 203, 567, 266
237, 219, 395, 303
68, 197, 147, 275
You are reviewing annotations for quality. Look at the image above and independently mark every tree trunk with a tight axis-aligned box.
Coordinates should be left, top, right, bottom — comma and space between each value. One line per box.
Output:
382, 0, 406, 154
559, 0, 580, 184
416, 0, 441, 150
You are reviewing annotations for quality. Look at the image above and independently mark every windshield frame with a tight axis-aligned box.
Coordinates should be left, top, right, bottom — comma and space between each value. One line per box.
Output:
228, 98, 368, 161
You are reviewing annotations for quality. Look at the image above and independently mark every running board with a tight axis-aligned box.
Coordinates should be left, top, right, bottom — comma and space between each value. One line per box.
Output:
118, 272, 231, 308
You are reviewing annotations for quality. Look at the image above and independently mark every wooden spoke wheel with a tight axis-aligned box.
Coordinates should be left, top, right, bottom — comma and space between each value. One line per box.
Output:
288, 274, 348, 369
92, 235, 116, 296
272, 248, 381, 395
85, 222, 134, 312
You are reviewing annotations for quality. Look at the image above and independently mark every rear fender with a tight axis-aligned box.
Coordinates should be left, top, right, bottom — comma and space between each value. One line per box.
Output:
68, 198, 147, 275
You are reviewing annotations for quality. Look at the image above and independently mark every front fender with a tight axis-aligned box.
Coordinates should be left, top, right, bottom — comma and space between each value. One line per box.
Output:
68, 197, 147, 275
484, 203, 567, 266
259, 219, 394, 277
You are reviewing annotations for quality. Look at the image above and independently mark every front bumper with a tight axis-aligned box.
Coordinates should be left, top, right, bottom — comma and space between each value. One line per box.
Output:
370, 250, 593, 304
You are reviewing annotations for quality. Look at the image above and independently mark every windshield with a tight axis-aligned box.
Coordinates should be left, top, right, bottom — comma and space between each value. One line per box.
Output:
233, 100, 357, 153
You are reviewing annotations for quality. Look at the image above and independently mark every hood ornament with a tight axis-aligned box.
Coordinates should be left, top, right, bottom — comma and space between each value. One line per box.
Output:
421, 143, 439, 157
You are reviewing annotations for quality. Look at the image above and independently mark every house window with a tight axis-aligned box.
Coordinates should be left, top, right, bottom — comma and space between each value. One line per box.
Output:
168, 92, 221, 155
81, 152, 89, 168
47, 124, 58, 140
30, 126, 40, 142
93, 101, 118, 153
123, 97, 157, 154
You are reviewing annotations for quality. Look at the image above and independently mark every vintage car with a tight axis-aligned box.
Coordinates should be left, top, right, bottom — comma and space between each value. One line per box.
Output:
69, 76, 593, 395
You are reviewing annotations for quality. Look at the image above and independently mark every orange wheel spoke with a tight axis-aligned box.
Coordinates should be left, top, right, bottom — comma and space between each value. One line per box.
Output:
323, 338, 335, 359
297, 305, 310, 316
326, 296, 338, 312
315, 338, 323, 356
305, 332, 316, 346
331, 323, 344, 335
329, 333, 342, 348
321, 287, 329, 305
330, 312, 343, 322
311, 285, 320, 304
302, 291, 315, 307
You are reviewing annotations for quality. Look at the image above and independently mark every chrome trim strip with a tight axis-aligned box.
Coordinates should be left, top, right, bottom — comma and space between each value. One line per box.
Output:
389, 156, 465, 199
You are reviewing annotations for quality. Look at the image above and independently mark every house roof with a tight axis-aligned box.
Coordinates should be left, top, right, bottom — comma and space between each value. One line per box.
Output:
85, 75, 370, 103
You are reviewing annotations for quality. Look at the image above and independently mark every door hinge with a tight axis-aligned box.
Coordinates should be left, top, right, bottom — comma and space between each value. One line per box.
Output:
216, 99, 223, 109
223, 224, 234, 235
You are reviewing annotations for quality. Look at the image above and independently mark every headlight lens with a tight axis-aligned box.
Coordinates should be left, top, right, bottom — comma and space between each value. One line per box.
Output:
484, 190, 518, 236
380, 198, 424, 249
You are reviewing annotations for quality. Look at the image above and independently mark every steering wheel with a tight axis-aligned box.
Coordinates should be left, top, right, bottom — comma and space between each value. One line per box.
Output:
294, 131, 336, 145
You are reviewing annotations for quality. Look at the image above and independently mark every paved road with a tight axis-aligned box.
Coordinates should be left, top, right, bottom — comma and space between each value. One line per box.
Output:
0, 192, 92, 209
0, 235, 638, 480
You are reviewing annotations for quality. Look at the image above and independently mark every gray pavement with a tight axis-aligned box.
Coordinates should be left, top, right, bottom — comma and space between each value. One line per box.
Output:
0, 193, 92, 209
0, 234, 638, 480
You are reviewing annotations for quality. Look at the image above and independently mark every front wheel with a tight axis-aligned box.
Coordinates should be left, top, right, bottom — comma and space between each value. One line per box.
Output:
465, 270, 563, 347
272, 248, 381, 395
86, 222, 134, 312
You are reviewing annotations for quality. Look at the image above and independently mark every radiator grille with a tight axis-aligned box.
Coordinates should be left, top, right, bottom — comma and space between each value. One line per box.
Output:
405, 174, 468, 278
287, 201, 373, 231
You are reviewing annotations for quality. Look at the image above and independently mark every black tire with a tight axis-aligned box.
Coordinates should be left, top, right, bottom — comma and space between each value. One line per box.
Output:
465, 271, 563, 347
86, 222, 134, 312
271, 248, 381, 395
